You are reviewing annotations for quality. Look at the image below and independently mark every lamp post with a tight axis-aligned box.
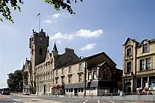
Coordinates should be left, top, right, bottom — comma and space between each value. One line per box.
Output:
84, 61, 87, 97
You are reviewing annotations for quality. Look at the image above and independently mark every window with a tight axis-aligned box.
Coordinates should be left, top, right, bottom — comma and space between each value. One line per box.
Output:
140, 58, 151, 71
88, 71, 92, 80
61, 77, 65, 84
79, 63, 82, 71
56, 69, 58, 76
143, 44, 148, 53
127, 48, 132, 56
93, 71, 97, 79
127, 62, 131, 73
62, 68, 64, 75
81, 88, 83, 92
69, 66, 72, 73
39, 48, 42, 54
140, 59, 145, 71
68, 76, 72, 83
56, 78, 58, 84
146, 58, 151, 70
78, 74, 82, 82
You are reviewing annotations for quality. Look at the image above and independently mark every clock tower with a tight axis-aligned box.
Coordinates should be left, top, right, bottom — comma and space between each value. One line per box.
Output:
29, 29, 49, 93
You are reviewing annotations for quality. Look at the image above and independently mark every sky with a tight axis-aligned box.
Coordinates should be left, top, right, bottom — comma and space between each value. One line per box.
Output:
0, 0, 155, 88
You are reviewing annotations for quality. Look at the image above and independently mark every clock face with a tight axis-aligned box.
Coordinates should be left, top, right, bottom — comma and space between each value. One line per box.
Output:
40, 37, 43, 41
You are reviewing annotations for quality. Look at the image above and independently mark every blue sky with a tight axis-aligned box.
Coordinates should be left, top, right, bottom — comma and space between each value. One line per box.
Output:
0, 0, 155, 88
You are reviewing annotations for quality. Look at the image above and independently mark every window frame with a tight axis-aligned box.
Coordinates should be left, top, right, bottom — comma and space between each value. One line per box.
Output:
56, 69, 58, 76
127, 48, 132, 57
127, 62, 131, 73
61, 68, 64, 75
146, 58, 151, 70
79, 63, 82, 71
140, 59, 145, 71
68, 76, 72, 83
68, 66, 72, 73
143, 44, 148, 53
78, 74, 82, 82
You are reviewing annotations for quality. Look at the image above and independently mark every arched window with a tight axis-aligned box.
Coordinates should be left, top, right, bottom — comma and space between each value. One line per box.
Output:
39, 48, 42, 54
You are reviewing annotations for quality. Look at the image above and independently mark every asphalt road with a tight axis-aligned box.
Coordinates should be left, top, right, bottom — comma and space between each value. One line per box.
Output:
0, 93, 154, 103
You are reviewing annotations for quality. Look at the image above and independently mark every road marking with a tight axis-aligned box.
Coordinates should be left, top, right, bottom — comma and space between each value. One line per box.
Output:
98, 100, 100, 103
13, 99, 21, 102
69, 99, 78, 103
83, 99, 88, 103
124, 101, 130, 103
110, 100, 114, 103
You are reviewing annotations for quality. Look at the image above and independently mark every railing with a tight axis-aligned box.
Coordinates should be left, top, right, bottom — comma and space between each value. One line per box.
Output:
51, 92, 155, 103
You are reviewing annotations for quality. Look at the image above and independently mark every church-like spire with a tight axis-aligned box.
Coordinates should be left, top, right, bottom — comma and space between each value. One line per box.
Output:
52, 42, 58, 52
52, 42, 58, 58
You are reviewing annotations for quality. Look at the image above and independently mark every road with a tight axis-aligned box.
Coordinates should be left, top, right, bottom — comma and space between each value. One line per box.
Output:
0, 93, 154, 103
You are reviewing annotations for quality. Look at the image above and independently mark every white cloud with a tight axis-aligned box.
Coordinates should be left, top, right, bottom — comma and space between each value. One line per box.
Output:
44, 13, 70, 24
80, 43, 96, 51
50, 32, 74, 40
45, 20, 52, 23
76, 29, 103, 38
52, 13, 60, 18
49, 29, 104, 41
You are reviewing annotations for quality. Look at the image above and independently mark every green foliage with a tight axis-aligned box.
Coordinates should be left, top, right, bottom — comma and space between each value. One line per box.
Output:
45, 0, 83, 14
0, 0, 82, 23
0, 0, 23, 23
7, 69, 23, 92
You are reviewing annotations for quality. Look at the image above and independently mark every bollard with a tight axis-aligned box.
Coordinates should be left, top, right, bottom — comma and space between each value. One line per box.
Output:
138, 94, 141, 101
123, 93, 125, 101
111, 93, 113, 101
91, 93, 93, 98
100, 95, 102, 99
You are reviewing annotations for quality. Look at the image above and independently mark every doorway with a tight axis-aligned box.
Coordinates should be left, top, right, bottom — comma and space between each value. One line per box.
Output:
74, 88, 77, 96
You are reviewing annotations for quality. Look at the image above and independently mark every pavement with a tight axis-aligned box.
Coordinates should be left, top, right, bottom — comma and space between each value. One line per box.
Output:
12, 93, 155, 103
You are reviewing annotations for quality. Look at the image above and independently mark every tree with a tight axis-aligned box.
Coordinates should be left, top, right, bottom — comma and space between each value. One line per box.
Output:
7, 69, 23, 92
0, 0, 83, 23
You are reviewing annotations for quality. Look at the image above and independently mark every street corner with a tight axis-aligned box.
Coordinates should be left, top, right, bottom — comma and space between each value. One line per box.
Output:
0, 94, 9, 98
130, 102, 152, 103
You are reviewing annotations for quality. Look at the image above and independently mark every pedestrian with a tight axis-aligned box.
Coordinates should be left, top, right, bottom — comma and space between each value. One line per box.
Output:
105, 89, 107, 96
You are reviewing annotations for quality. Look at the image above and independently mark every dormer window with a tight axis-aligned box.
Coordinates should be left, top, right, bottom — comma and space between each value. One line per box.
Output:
143, 44, 148, 53
127, 48, 132, 57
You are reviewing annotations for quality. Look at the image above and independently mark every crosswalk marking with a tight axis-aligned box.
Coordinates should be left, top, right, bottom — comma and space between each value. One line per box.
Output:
83, 99, 88, 103
110, 100, 114, 103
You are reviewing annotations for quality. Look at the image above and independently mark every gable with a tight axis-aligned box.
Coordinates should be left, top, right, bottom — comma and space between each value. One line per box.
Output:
86, 52, 116, 69
45, 52, 51, 61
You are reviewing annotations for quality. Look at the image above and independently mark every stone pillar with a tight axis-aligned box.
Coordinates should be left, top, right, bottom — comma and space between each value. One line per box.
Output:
122, 79, 125, 92
141, 77, 143, 88
147, 76, 149, 88
131, 79, 133, 93
97, 67, 100, 79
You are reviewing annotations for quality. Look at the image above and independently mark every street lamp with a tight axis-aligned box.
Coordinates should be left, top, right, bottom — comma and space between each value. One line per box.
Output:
84, 60, 87, 97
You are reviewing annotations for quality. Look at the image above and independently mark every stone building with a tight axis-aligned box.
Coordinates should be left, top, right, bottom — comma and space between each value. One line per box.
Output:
122, 38, 155, 94
23, 29, 79, 95
54, 52, 122, 96
23, 29, 122, 96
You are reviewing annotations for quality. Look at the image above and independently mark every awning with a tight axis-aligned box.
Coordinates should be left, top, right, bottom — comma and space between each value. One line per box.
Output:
53, 84, 63, 88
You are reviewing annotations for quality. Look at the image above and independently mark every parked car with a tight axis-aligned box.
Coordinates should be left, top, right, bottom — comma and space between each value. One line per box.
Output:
1, 88, 10, 95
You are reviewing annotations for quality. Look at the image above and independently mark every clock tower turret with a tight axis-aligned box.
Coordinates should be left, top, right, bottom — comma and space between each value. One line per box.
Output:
29, 29, 49, 94
29, 29, 49, 66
